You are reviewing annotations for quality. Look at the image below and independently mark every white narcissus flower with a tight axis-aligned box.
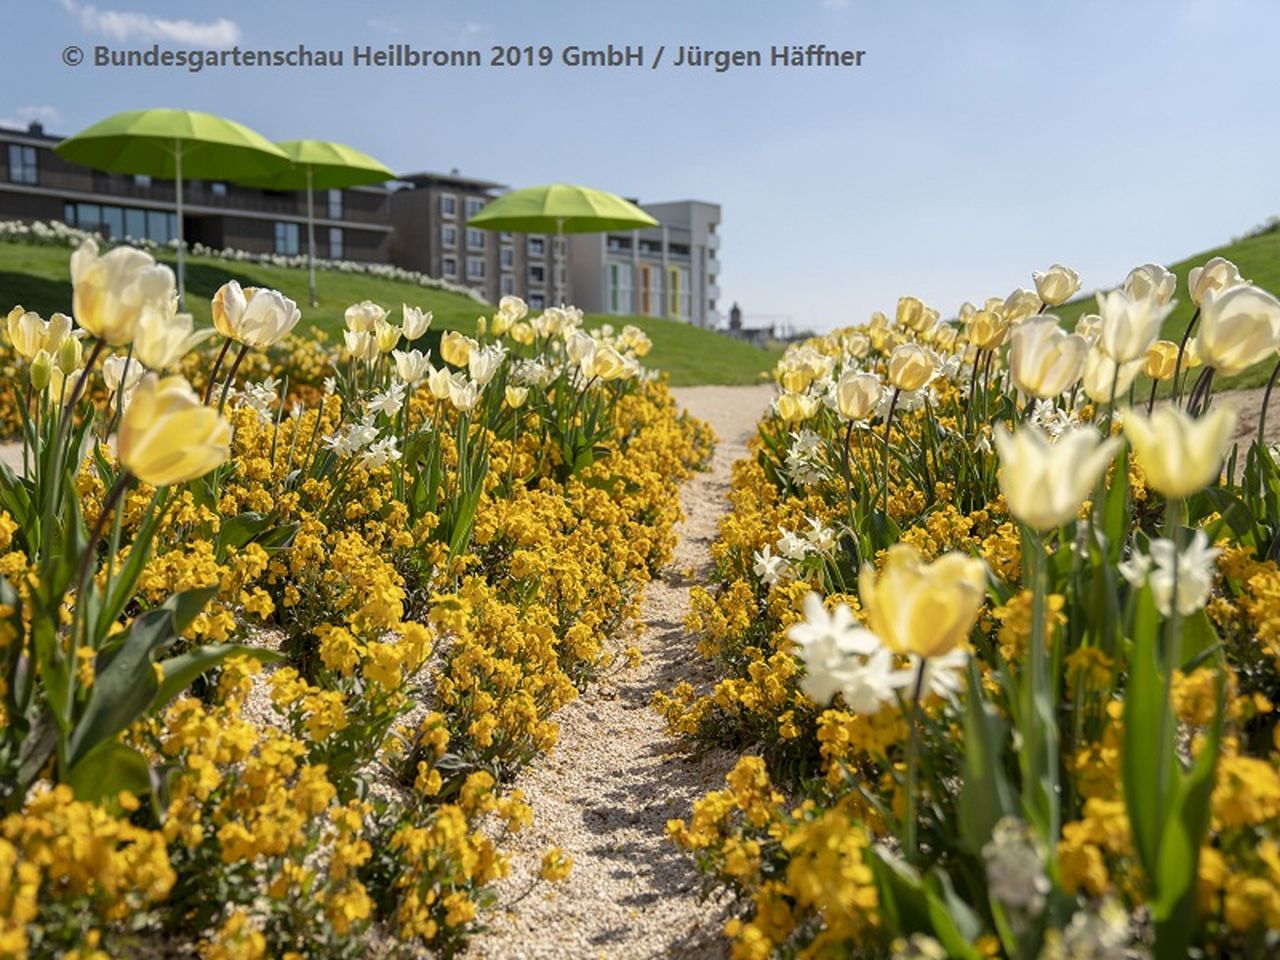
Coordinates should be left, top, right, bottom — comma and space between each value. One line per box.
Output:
1008, 318, 1087, 399
1187, 256, 1247, 306
1122, 405, 1237, 499
1095, 288, 1175, 363
1147, 530, 1220, 617
775, 528, 809, 562
367, 381, 406, 418
1032, 264, 1081, 307
994, 424, 1120, 532
752, 545, 791, 587
1192, 284, 1280, 376
909, 647, 969, 699
786, 592, 883, 705
1081, 346, 1145, 405
1123, 262, 1177, 305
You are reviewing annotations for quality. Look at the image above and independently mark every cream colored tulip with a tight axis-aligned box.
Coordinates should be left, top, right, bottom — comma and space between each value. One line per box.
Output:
343, 330, 378, 363
440, 330, 475, 367
995, 424, 1120, 531
392, 348, 431, 385
498, 295, 528, 322
896, 296, 928, 331
213, 282, 301, 349
344, 300, 387, 333
402, 304, 431, 340
134, 307, 216, 371
836, 371, 881, 421
1123, 405, 1237, 499
7, 309, 49, 360
505, 385, 529, 408
1188, 257, 1247, 306
1074, 313, 1103, 343
777, 392, 818, 423
844, 332, 870, 359
887, 343, 933, 392
118, 374, 232, 486
1095, 288, 1175, 363
1008, 318, 1087, 399
426, 365, 454, 400
967, 309, 1008, 350
1192, 284, 1280, 376
1082, 347, 1145, 404
510, 321, 535, 346
448, 378, 480, 412
620, 324, 652, 357
1123, 263, 1177, 305
858, 544, 986, 659
1144, 340, 1180, 382
468, 346, 502, 386
589, 345, 629, 381
780, 367, 815, 393
70, 239, 175, 346
1033, 264, 1081, 307
1003, 288, 1044, 324
102, 354, 144, 395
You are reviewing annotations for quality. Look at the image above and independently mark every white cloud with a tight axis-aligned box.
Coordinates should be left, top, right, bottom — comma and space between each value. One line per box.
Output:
368, 18, 401, 35
61, 0, 240, 48
0, 105, 61, 130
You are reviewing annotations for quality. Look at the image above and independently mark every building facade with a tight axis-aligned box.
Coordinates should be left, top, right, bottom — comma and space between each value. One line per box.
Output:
389, 172, 561, 309
0, 121, 392, 262
566, 199, 721, 328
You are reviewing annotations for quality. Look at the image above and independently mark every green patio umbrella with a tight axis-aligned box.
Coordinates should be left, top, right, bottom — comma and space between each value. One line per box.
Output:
240, 140, 394, 306
55, 108, 291, 306
467, 183, 658, 305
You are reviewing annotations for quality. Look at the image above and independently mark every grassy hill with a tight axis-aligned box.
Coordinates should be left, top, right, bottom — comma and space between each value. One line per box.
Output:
0, 240, 779, 386
1050, 227, 1280, 392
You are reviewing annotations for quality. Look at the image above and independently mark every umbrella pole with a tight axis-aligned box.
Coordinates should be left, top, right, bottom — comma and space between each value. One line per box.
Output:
306, 167, 318, 307
174, 139, 185, 308
555, 217, 564, 305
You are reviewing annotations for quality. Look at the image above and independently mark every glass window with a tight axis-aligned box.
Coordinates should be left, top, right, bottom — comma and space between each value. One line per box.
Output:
441, 255, 457, 278
500, 245, 514, 268
146, 210, 170, 243
465, 196, 485, 218
466, 228, 485, 249
527, 236, 545, 257
274, 221, 300, 255
440, 194, 457, 218
8, 144, 37, 184
608, 261, 633, 314
211, 182, 228, 197
125, 208, 146, 240
328, 188, 343, 219
63, 202, 75, 225
668, 267, 682, 317
441, 225, 457, 248
528, 264, 546, 286
103, 206, 125, 239
134, 174, 152, 188
328, 227, 344, 260
77, 203, 101, 232
500, 275, 515, 296
466, 257, 485, 279
529, 294, 545, 310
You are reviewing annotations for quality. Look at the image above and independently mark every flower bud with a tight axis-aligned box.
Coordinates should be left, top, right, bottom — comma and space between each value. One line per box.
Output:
28, 350, 52, 391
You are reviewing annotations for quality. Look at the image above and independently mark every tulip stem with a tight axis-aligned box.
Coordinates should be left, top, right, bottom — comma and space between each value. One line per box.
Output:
73, 470, 131, 649
1171, 307, 1201, 405
203, 338, 234, 404
904, 657, 928, 864
61, 339, 106, 420
1146, 378, 1159, 416
881, 388, 900, 515
216, 342, 252, 415
1257, 358, 1280, 451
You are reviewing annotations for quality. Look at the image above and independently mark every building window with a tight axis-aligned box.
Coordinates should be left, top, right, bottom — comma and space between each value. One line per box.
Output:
329, 227, 344, 260
125, 207, 146, 239
134, 174, 152, 188
528, 264, 546, 286
442, 255, 457, 278
7, 144, 37, 185
529, 294, 545, 310
441, 225, 457, 248
466, 257, 486, 280
465, 197, 485, 219
607, 262, 633, 314
466, 228, 485, 250
500, 274, 515, 296
527, 236, 545, 258
274, 221, 300, 255
440, 194, 457, 218
211, 181, 228, 197
667, 266, 682, 318
328, 188, 343, 219
500, 245, 514, 268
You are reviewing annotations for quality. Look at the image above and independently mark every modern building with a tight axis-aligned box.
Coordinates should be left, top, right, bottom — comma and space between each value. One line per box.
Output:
0, 121, 392, 262
389, 172, 560, 309
566, 199, 721, 327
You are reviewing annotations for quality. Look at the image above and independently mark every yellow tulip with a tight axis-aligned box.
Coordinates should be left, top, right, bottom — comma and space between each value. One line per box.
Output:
510, 321, 535, 346
590, 345, 629, 381
117, 374, 232, 487
897, 296, 928, 331
1143, 340, 1181, 382
1003, 288, 1043, 324
967, 309, 1008, 350
440, 330, 475, 367
836, 371, 881, 421
1123, 405, 1237, 499
887, 343, 933, 392
134, 307, 216, 371
505, 385, 529, 408
374, 319, 402, 354
1032, 264, 1081, 307
858, 544, 986, 659
780, 367, 814, 393
995, 425, 1120, 531
71, 239, 175, 346
776, 392, 818, 423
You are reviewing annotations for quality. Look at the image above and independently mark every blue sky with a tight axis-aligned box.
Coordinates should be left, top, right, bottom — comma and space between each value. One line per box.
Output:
2, 0, 1277, 331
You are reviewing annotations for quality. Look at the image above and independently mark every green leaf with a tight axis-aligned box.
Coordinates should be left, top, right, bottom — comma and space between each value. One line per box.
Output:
957, 660, 1016, 854
215, 511, 273, 561
153, 644, 282, 712
869, 847, 983, 960
162, 585, 220, 637
1122, 584, 1166, 885
66, 739, 152, 807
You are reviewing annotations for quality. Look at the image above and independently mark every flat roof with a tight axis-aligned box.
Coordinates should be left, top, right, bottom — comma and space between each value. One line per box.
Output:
397, 171, 508, 192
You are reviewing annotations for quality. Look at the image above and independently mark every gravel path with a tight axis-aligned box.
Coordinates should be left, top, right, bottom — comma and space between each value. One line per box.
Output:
464, 384, 774, 960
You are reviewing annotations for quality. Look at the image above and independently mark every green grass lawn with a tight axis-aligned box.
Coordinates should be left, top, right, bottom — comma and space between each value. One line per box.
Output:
0, 240, 780, 386
1049, 227, 1280, 393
